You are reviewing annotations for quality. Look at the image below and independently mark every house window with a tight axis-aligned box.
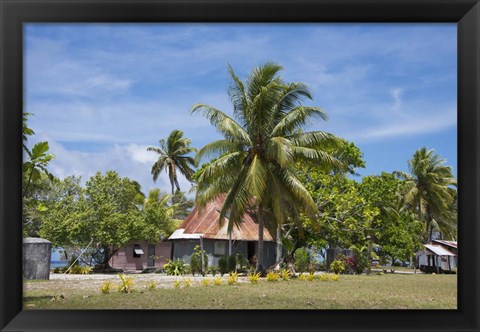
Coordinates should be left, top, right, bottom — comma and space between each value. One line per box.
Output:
133, 244, 144, 258
214, 241, 227, 256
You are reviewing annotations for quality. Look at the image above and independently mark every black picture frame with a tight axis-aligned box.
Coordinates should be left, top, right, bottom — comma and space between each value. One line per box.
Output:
1, 0, 479, 331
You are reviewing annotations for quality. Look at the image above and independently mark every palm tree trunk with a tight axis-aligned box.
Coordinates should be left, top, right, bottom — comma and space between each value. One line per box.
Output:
274, 224, 282, 270
256, 204, 267, 276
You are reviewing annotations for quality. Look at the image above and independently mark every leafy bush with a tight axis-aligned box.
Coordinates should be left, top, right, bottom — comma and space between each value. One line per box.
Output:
320, 274, 329, 282
298, 273, 308, 281
218, 257, 228, 276
100, 281, 113, 294
201, 279, 211, 287
52, 267, 61, 274
227, 272, 238, 285
80, 266, 92, 275
236, 253, 248, 272
266, 271, 280, 282
280, 269, 291, 281
248, 272, 261, 284
306, 272, 316, 281
190, 245, 208, 275
173, 280, 182, 288
329, 274, 340, 281
147, 281, 157, 290
213, 277, 223, 286
68, 265, 82, 274
227, 254, 237, 273
207, 266, 218, 276
164, 259, 187, 276
342, 254, 368, 275
117, 274, 134, 293
183, 278, 192, 287
330, 259, 346, 274
294, 248, 310, 273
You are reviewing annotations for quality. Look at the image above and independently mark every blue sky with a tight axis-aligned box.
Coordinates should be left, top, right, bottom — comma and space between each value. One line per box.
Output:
24, 23, 457, 196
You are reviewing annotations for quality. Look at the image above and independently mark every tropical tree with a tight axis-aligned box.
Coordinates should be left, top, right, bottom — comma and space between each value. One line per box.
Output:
394, 147, 457, 242
147, 129, 198, 194
142, 189, 181, 239
192, 62, 343, 273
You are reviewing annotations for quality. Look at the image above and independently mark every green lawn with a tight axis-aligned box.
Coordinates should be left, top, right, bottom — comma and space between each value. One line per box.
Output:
24, 273, 456, 310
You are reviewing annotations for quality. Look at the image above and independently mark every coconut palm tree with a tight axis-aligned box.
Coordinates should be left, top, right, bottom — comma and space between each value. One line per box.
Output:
394, 147, 457, 242
192, 62, 343, 273
147, 129, 197, 195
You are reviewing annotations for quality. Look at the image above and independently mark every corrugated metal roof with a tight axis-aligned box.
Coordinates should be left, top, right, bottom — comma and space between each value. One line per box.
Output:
170, 195, 274, 242
169, 228, 203, 240
424, 244, 456, 256
433, 239, 457, 248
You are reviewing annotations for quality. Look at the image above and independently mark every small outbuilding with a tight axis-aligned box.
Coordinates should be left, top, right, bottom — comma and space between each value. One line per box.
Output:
23, 237, 52, 280
169, 196, 276, 268
416, 241, 457, 274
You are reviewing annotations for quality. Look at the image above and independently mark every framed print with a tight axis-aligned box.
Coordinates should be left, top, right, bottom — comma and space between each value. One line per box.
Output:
1, 0, 479, 331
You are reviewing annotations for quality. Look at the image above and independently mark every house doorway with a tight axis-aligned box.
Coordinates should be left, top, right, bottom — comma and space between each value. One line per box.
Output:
147, 244, 155, 267
247, 241, 256, 265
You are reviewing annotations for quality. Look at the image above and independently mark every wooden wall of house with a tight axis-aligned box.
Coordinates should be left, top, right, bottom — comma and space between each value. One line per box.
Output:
171, 239, 276, 268
110, 241, 172, 271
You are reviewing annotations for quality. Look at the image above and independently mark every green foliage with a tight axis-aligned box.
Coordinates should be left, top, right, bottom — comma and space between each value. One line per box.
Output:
201, 279, 211, 287
248, 272, 261, 284
117, 274, 134, 293
227, 272, 238, 285
171, 191, 195, 220
164, 259, 187, 276
192, 62, 344, 272
183, 278, 193, 287
218, 256, 228, 275
266, 271, 280, 282
207, 266, 218, 276
147, 129, 198, 194
23, 141, 55, 196
100, 281, 114, 294
142, 189, 179, 240
298, 172, 380, 251
227, 254, 237, 273
147, 281, 157, 290
80, 266, 92, 275
39, 171, 176, 266
236, 253, 248, 272
298, 273, 308, 281
280, 269, 291, 281
213, 277, 222, 286
330, 259, 346, 274
190, 245, 208, 275
329, 273, 340, 281
293, 248, 310, 273
306, 272, 316, 281
394, 147, 457, 242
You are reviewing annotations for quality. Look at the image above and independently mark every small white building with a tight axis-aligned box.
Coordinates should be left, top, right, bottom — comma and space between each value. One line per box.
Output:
416, 241, 457, 274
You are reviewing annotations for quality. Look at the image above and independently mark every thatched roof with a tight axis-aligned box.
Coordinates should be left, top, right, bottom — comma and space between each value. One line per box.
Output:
169, 195, 274, 242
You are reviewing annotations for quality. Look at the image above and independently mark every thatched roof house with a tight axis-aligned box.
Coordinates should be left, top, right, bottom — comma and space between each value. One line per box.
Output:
169, 196, 276, 268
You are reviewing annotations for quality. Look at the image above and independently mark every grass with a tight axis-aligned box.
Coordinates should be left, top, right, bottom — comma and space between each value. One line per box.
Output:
23, 274, 456, 310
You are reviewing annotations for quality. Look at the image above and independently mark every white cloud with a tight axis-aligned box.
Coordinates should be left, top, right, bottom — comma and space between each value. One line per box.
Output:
391, 88, 403, 112
355, 108, 456, 141
124, 144, 158, 164
29, 134, 194, 196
